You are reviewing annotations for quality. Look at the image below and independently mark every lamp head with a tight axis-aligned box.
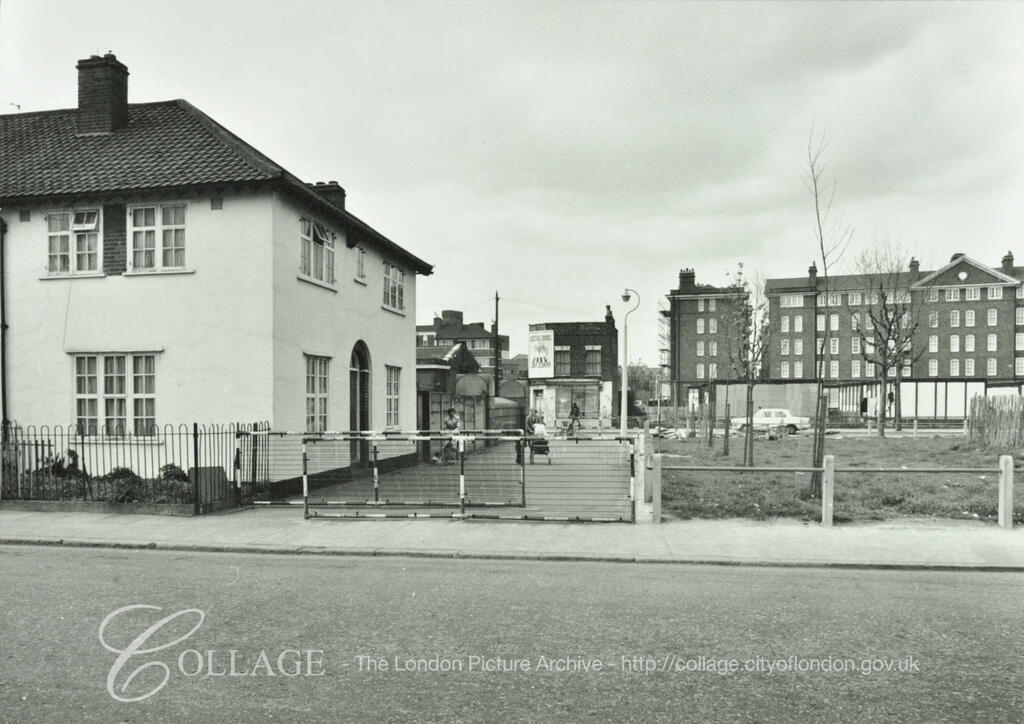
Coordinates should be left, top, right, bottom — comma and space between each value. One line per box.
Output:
621, 291, 631, 302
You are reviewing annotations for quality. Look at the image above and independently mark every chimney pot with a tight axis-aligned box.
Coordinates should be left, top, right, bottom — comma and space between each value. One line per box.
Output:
76, 53, 129, 134
1002, 251, 1014, 272
808, 262, 818, 281
909, 258, 920, 274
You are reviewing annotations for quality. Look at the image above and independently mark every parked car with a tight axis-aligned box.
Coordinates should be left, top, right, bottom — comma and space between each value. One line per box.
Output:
730, 408, 810, 435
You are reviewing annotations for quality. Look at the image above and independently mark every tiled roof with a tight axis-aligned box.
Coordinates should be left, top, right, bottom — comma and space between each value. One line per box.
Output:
0, 100, 432, 274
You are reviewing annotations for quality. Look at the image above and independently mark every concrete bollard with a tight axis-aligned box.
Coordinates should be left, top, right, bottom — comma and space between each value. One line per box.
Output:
821, 455, 835, 527
913, 418, 918, 438
999, 455, 1014, 529
651, 454, 662, 524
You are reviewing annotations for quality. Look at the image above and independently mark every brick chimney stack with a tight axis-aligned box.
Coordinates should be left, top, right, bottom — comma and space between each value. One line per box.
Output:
808, 262, 817, 284
308, 181, 346, 210
678, 268, 696, 294
76, 54, 129, 134
1002, 251, 1014, 273
605, 304, 615, 325
909, 258, 920, 275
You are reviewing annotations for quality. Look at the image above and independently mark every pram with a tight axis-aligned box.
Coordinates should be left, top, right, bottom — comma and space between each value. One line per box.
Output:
528, 423, 552, 465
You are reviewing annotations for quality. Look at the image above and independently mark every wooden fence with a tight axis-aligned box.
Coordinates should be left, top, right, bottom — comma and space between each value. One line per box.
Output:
968, 395, 1024, 447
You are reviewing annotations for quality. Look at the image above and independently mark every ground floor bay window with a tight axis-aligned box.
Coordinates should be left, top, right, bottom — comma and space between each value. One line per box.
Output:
74, 353, 156, 435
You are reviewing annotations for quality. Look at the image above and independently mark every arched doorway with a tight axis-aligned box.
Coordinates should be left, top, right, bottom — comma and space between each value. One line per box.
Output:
350, 342, 370, 462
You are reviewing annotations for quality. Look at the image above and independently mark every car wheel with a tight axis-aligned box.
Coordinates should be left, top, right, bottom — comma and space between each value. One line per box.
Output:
786, 425, 797, 435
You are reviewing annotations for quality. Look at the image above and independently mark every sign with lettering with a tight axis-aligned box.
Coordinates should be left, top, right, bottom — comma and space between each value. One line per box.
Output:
528, 330, 555, 378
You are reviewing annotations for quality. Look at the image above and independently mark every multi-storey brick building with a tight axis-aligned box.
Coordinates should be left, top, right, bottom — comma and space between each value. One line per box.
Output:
416, 310, 509, 384
662, 268, 745, 406
764, 252, 1024, 417
527, 306, 619, 428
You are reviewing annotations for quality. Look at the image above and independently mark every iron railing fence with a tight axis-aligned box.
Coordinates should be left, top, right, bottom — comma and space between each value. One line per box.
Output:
1, 421, 269, 513
241, 430, 637, 522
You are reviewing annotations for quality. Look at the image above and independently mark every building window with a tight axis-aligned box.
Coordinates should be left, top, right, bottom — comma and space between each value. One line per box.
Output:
780, 294, 803, 308
988, 334, 998, 352
780, 339, 790, 356
987, 308, 997, 326
299, 218, 336, 284
794, 315, 803, 333
130, 204, 186, 271
851, 312, 860, 331
696, 318, 705, 334
1016, 359, 1024, 376
383, 262, 406, 311
817, 338, 825, 354
709, 341, 718, 356
829, 361, 839, 379
780, 362, 790, 379
966, 287, 980, 301
47, 210, 100, 275
925, 289, 938, 302
950, 335, 960, 353
696, 341, 705, 357
827, 292, 840, 306
865, 339, 875, 355
848, 292, 862, 306
1017, 333, 1024, 351
829, 338, 839, 355
355, 246, 366, 280
865, 362, 874, 378
851, 359, 861, 378
584, 349, 601, 376
945, 288, 960, 302
708, 298, 716, 312
697, 298, 705, 312
829, 313, 838, 331
709, 318, 717, 334
74, 353, 156, 435
965, 334, 975, 352
965, 359, 975, 377
988, 358, 998, 377
950, 359, 960, 376
696, 363, 704, 379
781, 316, 790, 333
793, 361, 803, 377
305, 355, 329, 432
989, 287, 1003, 300
950, 310, 960, 327
794, 339, 803, 356
902, 363, 911, 378
851, 337, 861, 355
965, 310, 975, 327
1018, 285, 1024, 299
928, 335, 938, 353
386, 365, 401, 428
708, 363, 718, 379
928, 359, 938, 377
929, 311, 938, 328
816, 314, 825, 332
554, 349, 570, 376
1016, 308, 1024, 325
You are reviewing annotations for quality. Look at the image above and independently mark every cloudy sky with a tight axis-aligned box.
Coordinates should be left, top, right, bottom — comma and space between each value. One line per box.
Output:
2, 1, 1022, 365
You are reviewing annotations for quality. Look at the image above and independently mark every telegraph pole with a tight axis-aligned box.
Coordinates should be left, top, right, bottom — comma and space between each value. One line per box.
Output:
493, 291, 501, 396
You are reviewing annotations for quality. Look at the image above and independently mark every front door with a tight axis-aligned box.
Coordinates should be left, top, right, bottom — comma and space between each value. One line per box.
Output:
350, 343, 370, 463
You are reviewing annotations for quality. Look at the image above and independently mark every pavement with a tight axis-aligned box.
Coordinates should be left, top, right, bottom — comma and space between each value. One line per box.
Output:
2, 506, 1024, 569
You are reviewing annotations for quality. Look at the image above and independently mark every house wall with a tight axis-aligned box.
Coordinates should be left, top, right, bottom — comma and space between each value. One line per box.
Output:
269, 192, 418, 435
1, 192, 275, 426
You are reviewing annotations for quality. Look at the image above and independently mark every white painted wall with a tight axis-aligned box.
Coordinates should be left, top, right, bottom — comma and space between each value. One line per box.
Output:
269, 192, 418, 437
2, 192, 275, 427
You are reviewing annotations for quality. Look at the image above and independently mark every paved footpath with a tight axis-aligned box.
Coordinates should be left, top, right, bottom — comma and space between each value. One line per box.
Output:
2, 507, 1024, 569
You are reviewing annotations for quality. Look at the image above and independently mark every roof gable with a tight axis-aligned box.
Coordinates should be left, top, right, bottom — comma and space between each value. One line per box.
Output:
913, 256, 1018, 288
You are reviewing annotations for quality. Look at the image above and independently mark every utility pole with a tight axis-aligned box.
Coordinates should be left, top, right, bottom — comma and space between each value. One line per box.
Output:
493, 291, 500, 396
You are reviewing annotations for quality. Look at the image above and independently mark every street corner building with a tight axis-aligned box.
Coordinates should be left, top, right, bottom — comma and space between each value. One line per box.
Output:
664, 254, 1024, 420
0, 54, 433, 436
526, 306, 619, 429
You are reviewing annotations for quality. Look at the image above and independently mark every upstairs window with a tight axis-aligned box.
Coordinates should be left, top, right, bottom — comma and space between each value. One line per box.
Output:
945, 288, 960, 302
989, 287, 1003, 300
355, 246, 367, 280
554, 348, 570, 376
925, 289, 938, 302
300, 218, 335, 285
46, 210, 100, 275
383, 262, 406, 311
584, 348, 601, 376
129, 204, 186, 271
966, 287, 980, 301
793, 315, 803, 333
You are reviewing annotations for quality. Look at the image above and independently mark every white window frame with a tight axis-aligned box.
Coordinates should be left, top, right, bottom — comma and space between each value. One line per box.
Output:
829, 313, 839, 331
708, 363, 718, 379
696, 318, 705, 335
709, 341, 718, 356
851, 359, 861, 379
816, 314, 825, 332
383, 262, 406, 312
1016, 307, 1024, 326
950, 359, 960, 376
989, 286, 1003, 300
355, 246, 367, 281
128, 204, 187, 272
1016, 333, 1024, 352
780, 294, 803, 308
925, 289, 938, 302
695, 363, 704, 379
780, 362, 790, 379
386, 365, 401, 428
794, 315, 803, 333
965, 359, 975, 377
965, 334, 975, 352
987, 308, 998, 327
709, 318, 717, 334
73, 353, 156, 436
987, 358, 998, 377
1016, 358, 1024, 376
945, 288, 960, 302
988, 334, 998, 352
829, 360, 839, 379
696, 340, 705, 357
928, 335, 938, 353
950, 334, 960, 353
781, 315, 790, 333
794, 339, 803, 356
780, 339, 790, 356
928, 311, 938, 328
708, 298, 716, 312
46, 209, 102, 276
305, 355, 330, 433
299, 218, 336, 286
965, 287, 980, 301
950, 310, 960, 328
928, 359, 938, 377
793, 361, 803, 378
965, 310, 975, 327
697, 298, 705, 312
829, 338, 839, 355
848, 292, 862, 306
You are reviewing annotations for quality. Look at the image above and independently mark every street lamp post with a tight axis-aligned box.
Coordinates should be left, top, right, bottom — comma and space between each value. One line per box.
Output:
620, 289, 640, 437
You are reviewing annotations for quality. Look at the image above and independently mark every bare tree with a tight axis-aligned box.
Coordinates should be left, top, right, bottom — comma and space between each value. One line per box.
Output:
854, 240, 926, 436
804, 129, 854, 493
722, 264, 771, 467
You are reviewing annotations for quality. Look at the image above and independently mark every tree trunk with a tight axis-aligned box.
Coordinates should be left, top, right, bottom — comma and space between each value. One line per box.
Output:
745, 383, 754, 467
723, 402, 730, 457
810, 382, 826, 496
876, 372, 887, 438
894, 370, 903, 431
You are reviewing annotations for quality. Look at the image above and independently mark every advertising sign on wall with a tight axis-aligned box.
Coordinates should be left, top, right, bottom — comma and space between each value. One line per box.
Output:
528, 330, 555, 378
